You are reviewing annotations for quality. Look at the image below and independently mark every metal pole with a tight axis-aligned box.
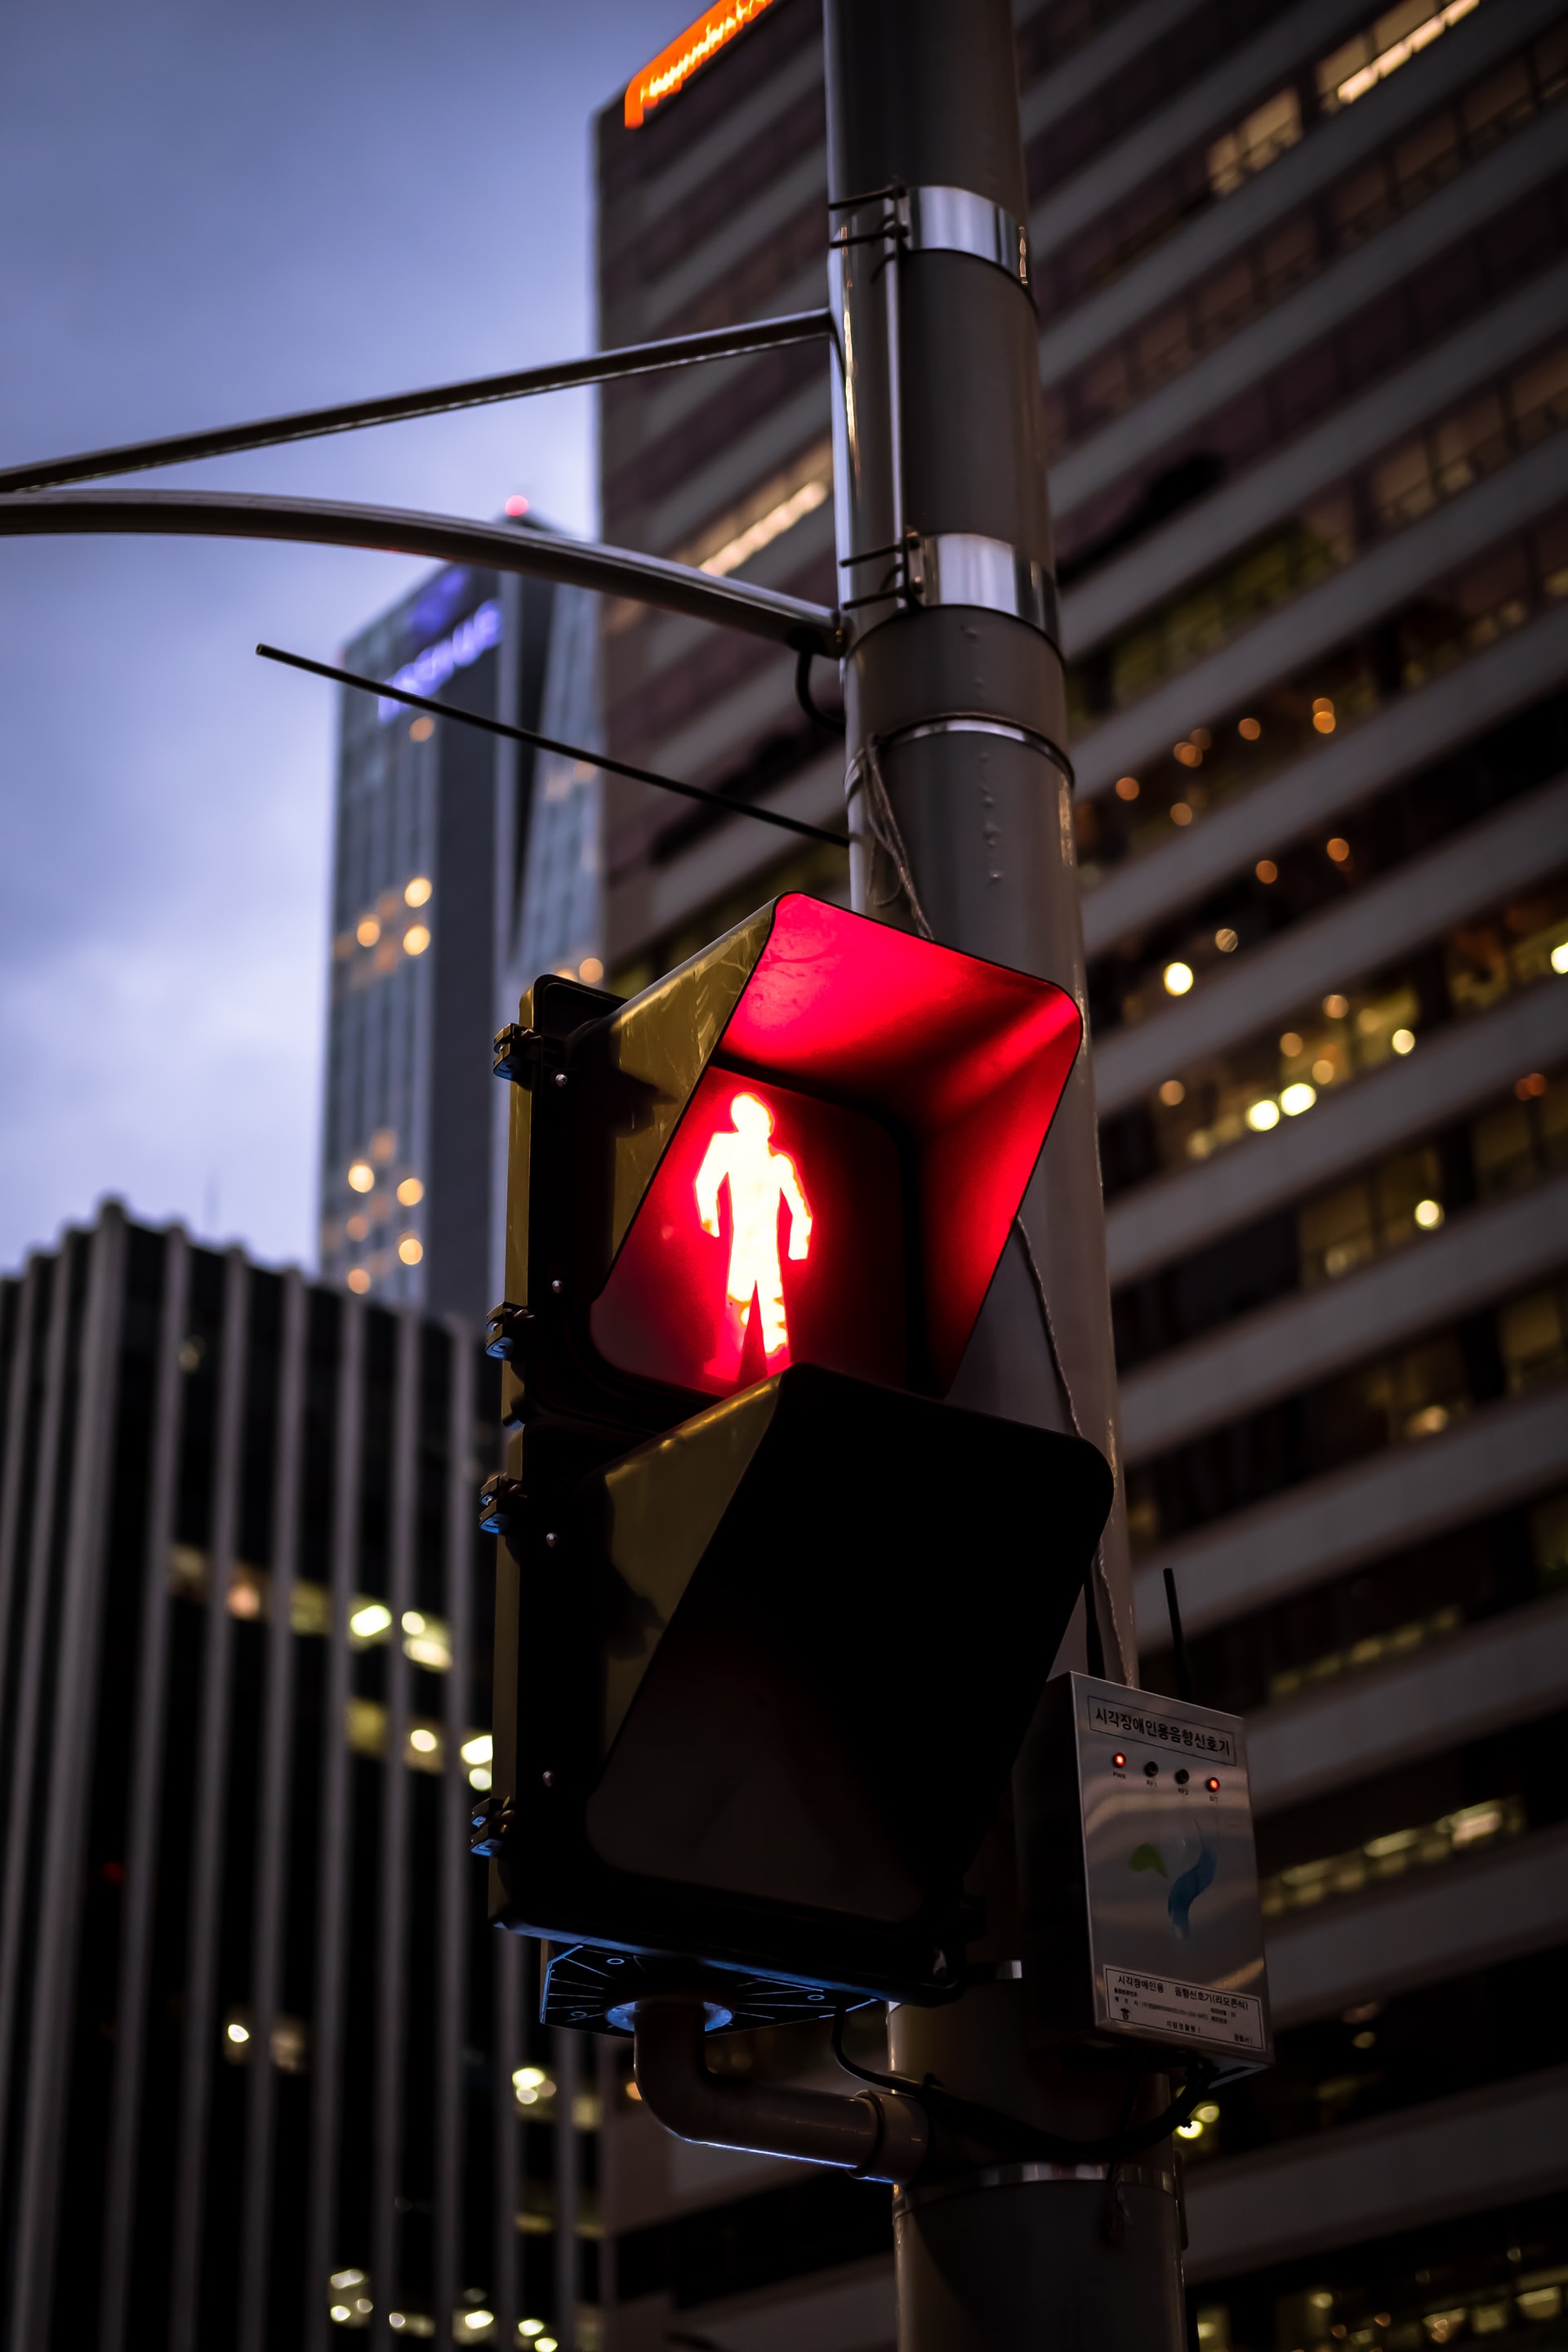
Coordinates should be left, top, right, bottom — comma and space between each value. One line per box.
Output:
822, 5, 1182, 2345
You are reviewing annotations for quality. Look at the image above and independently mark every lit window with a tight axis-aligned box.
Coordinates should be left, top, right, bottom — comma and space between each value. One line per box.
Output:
403, 925, 430, 956
1312, 709, 1336, 734
345, 1213, 369, 1243
1207, 85, 1301, 197
226, 2020, 251, 2045
1176, 2117, 1204, 2139
1247, 1098, 1281, 1132
331, 2270, 367, 2292
1158, 1080, 1186, 1107
1414, 1198, 1444, 1229
402, 1610, 453, 1671
1392, 1027, 1416, 1054
371, 1129, 395, 1164
348, 1161, 375, 1194
346, 1268, 372, 1295
1552, 941, 1568, 974
1312, 1058, 1336, 1085
346, 1696, 387, 1757
404, 876, 432, 907
1163, 962, 1194, 996
1280, 1082, 1316, 1116
461, 1731, 492, 1790
1323, 993, 1350, 1019
1255, 859, 1278, 884
1214, 928, 1238, 952
680, 438, 831, 577
409, 716, 434, 743
702, 478, 829, 577
1280, 1031, 1303, 1055
349, 1600, 394, 1645
1326, 836, 1351, 862
398, 1234, 424, 1266
1195, 2103, 1221, 2123
1318, 0, 1479, 114
356, 916, 381, 948
409, 1726, 439, 1754
396, 1177, 423, 1207
579, 956, 604, 983
1238, 717, 1262, 741
1173, 742, 1201, 768
519, 2325, 546, 2342
1170, 801, 1193, 826
1115, 776, 1140, 801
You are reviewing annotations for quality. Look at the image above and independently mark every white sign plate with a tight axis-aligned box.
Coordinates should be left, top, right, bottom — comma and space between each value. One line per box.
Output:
1103, 1967, 1267, 2053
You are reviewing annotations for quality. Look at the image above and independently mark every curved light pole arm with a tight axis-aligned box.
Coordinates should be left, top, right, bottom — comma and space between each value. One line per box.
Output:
0, 488, 844, 657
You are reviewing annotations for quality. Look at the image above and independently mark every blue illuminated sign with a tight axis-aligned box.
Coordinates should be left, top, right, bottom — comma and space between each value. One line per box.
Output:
379, 598, 501, 720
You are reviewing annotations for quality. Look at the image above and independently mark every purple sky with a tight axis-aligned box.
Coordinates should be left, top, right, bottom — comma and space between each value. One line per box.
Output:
0, 0, 692, 1276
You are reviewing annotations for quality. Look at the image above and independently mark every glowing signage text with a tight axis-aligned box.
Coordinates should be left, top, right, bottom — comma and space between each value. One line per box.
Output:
695, 1091, 812, 1364
377, 598, 501, 722
624, 0, 777, 128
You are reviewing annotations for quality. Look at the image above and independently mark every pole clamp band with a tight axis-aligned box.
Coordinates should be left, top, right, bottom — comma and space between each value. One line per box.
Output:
894, 2158, 1178, 2216
908, 531, 1058, 643
881, 714, 1074, 788
904, 185, 1031, 292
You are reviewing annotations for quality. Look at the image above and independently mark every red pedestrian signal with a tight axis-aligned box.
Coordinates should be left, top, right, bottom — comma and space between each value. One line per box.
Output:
480, 894, 1110, 2029
491, 891, 1084, 1419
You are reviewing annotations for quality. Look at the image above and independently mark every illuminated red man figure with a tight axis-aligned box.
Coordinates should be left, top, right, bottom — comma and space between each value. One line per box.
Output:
695, 1091, 813, 1361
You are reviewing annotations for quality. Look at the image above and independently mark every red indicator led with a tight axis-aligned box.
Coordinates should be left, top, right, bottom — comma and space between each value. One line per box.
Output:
1207, 1777, 1221, 1792
1112, 1753, 1126, 1769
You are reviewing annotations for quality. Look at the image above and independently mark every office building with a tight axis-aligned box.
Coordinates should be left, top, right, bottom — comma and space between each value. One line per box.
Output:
0, 1205, 600, 2351
319, 555, 604, 1325
590, 4, 1568, 2349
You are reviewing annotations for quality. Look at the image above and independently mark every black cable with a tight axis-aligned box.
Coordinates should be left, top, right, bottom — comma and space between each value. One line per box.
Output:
1083, 1568, 1107, 1680
832, 2006, 1215, 2164
917, 2060, 1217, 2166
795, 645, 846, 736
1164, 1567, 1196, 1704
257, 642, 849, 850
831, 2004, 921, 2096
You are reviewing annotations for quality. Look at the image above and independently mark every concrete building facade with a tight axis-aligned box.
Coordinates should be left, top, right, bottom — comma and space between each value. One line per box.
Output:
590, 4, 1568, 2349
0, 1206, 595, 2352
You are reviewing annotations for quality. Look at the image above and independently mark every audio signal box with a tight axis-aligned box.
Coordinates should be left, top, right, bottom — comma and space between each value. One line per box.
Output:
1027, 1673, 1273, 2072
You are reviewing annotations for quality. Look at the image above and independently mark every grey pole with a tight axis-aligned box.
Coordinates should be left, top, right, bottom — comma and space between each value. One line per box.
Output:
822, 5, 1183, 2345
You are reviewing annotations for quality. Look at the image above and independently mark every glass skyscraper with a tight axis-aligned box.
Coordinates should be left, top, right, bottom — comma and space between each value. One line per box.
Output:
318, 555, 604, 1326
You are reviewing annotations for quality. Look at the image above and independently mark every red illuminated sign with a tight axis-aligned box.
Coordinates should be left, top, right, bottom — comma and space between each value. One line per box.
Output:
590, 1065, 907, 1397
696, 1090, 813, 1365
623, 0, 777, 128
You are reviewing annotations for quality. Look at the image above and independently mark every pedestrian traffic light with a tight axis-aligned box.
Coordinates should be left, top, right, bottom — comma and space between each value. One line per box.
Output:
478, 893, 1113, 2025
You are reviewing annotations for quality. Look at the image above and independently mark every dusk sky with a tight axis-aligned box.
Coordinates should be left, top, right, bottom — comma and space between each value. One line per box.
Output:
0, 0, 691, 1276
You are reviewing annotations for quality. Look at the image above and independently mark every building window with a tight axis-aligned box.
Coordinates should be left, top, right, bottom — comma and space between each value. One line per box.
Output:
1206, 87, 1302, 199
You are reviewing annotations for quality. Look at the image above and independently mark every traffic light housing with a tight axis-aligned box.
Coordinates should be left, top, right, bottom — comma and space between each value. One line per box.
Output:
480, 894, 1111, 2025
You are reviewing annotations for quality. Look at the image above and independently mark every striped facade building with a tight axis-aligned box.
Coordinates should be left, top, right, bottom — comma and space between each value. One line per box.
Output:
0, 1206, 599, 2352
590, 3, 1568, 2350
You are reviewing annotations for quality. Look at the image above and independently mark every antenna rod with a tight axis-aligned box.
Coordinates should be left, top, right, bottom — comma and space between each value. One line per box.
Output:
256, 643, 849, 852
0, 310, 833, 497
1162, 1568, 1196, 1704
